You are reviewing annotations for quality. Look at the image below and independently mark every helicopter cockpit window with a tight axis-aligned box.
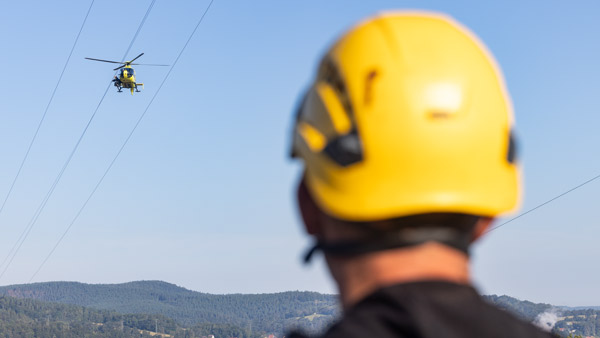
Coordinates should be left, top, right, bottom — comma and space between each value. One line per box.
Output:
121, 68, 134, 78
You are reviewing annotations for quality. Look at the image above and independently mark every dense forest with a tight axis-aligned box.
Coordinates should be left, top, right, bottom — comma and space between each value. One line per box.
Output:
0, 295, 258, 337
484, 295, 600, 337
5, 280, 600, 337
553, 309, 600, 337
483, 294, 552, 322
0, 281, 338, 336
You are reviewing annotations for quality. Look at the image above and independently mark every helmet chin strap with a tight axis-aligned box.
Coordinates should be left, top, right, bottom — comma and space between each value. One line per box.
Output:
303, 227, 471, 264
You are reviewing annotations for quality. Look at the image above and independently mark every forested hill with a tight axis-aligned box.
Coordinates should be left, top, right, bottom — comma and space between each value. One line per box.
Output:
0, 281, 338, 335
484, 295, 600, 337
483, 294, 552, 322
0, 294, 241, 337
8, 280, 600, 337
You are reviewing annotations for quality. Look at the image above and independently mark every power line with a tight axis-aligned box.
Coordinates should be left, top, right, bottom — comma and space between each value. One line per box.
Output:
0, 0, 158, 281
29, 0, 216, 282
486, 172, 600, 233
0, 82, 112, 280
122, 0, 157, 61
0, 0, 95, 219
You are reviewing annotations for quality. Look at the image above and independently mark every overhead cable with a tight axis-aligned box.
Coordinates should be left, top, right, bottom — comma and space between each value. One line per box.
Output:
0, 0, 158, 281
30, 0, 216, 282
0, 0, 95, 219
486, 172, 600, 233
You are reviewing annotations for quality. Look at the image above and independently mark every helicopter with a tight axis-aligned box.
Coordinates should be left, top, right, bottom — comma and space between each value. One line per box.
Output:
85, 53, 168, 95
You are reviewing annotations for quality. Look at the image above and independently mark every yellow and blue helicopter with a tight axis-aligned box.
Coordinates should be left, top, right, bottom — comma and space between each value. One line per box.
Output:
85, 53, 168, 95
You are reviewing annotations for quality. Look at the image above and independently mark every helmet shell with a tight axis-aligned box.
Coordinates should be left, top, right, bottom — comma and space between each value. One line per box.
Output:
292, 12, 521, 222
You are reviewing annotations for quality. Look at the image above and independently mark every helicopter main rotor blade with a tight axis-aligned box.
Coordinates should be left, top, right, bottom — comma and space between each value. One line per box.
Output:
129, 63, 170, 67
85, 57, 125, 64
129, 52, 144, 63
113, 64, 127, 71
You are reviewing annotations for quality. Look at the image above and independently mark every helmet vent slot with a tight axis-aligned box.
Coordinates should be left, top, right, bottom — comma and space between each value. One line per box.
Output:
324, 129, 363, 167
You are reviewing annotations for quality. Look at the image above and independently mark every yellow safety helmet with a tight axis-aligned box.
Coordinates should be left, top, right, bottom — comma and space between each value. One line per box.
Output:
291, 11, 520, 222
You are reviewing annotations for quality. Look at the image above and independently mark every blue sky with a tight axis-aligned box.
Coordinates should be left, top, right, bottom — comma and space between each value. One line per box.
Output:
0, 0, 600, 307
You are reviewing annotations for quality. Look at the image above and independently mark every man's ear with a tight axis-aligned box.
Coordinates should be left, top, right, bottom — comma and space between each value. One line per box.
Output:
471, 217, 494, 242
297, 177, 321, 236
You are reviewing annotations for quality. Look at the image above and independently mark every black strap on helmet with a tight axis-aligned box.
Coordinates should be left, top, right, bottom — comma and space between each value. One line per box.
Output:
303, 215, 478, 264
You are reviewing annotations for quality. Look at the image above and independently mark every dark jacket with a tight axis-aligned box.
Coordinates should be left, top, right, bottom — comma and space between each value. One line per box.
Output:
288, 281, 555, 338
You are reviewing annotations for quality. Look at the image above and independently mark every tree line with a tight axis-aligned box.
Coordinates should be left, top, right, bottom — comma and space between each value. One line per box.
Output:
0, 281, 339, 336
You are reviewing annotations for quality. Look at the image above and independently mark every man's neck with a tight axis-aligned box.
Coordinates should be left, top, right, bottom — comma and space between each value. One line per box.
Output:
329, 242, 471, 310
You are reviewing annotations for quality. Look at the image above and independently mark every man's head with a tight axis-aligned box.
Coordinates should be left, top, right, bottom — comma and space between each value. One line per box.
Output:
291, 12, 520, 264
